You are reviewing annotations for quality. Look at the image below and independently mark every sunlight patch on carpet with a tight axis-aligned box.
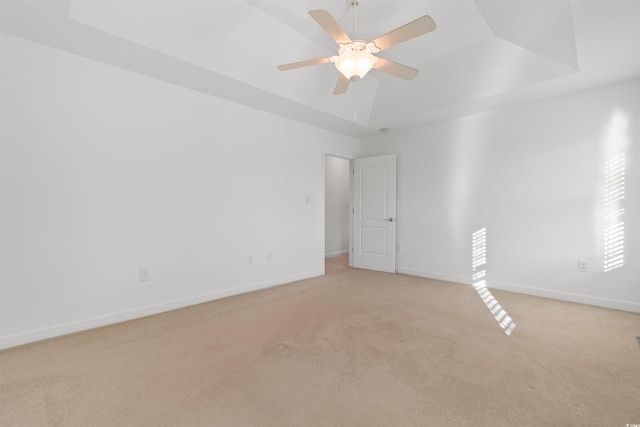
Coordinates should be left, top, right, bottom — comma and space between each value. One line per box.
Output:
472, 228, 516, 336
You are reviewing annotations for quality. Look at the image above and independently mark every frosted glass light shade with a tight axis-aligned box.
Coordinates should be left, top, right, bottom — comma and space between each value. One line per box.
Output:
335, 50, 378, 79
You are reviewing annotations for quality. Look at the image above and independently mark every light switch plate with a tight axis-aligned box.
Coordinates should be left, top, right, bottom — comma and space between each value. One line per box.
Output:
140, 268, 150, 281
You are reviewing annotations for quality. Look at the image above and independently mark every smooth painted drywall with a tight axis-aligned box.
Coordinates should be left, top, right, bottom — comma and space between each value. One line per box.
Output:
0, 34, 360, 349
360, 78, 640, 312
324, 156, 350, 257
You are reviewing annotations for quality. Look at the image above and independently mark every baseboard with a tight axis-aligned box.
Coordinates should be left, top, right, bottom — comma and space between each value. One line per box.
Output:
396, 266, 639, 313
488, 280, 640, 313
5, 267, 636, 350
0, 270, 323, 350
325, 250, 349, 258
396, 267, 471, 286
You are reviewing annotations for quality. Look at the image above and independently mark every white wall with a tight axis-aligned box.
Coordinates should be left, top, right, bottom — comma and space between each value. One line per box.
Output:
2, 34, 637, 352
360, 78, 640, 312
324, 156, 350, 257
0, 34, 360, 349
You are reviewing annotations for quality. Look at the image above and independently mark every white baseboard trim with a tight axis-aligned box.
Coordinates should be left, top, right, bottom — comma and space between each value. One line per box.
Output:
325, 250, 349, 258
396, 266, 639, 313
488, 280, 640, 313
0, 270, 323, 350
396, 267, 471, 286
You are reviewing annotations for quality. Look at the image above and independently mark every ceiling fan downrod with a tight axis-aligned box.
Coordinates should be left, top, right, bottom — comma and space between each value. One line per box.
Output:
351, 0, 359, 35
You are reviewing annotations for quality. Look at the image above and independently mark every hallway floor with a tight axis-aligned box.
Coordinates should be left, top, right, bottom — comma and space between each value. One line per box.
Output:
325, 254, 349, 273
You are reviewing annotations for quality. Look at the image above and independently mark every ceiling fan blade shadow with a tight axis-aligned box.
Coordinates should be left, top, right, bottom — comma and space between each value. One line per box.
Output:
277, 57, 331, 71
333, 73, 350, 95
373, 57, 419, 80
372, 15, 436, 51
309, 9, 352, 45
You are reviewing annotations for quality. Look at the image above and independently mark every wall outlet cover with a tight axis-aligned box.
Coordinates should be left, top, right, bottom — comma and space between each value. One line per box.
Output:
578, 259, 590, 273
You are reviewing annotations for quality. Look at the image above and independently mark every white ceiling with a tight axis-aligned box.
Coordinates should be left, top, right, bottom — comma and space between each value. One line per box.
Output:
2, 0, 639, 138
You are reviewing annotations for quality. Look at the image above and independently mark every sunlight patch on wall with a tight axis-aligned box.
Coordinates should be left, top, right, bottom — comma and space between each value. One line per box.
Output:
604, 153, 625, 272
472, 228, 516, 336
602, 109, 629, 273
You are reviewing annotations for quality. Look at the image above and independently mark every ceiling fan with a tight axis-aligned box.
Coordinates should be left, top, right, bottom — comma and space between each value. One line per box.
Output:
277, 0, 436, 95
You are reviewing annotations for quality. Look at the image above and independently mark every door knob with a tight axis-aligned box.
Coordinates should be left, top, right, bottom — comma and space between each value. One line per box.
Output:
386, 218, 395, 222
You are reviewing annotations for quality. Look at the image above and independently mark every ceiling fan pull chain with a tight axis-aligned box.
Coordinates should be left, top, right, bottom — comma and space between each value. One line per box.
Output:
353, 77, 358, 122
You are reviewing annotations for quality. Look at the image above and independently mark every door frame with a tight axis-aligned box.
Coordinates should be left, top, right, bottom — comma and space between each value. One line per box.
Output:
323, 152, 398, 273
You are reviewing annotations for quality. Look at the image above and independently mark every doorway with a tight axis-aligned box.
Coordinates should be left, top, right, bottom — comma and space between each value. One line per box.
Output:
324, 155, 351, 272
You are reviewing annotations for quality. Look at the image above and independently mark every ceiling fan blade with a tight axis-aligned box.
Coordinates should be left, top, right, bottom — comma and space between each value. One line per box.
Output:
371, 15, 436, 51
333, 73, 350, 95
277, 57, 331, 71
309, 9, 352, 45
373, 57, 420, 81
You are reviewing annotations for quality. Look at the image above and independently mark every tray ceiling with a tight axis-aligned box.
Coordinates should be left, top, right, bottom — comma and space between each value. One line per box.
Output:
2, 0, 639, 137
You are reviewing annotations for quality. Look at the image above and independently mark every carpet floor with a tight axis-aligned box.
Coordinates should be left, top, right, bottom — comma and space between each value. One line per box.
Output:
1, 258, 639, 426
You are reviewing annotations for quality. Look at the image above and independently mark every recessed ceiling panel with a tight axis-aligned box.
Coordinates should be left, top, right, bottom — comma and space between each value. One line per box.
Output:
68, 0, 377, 124
475, 0, 579, 70
370, 36, 578, 128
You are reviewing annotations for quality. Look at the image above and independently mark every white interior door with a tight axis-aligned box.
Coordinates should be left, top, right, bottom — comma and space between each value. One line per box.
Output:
353, 154, 396, 273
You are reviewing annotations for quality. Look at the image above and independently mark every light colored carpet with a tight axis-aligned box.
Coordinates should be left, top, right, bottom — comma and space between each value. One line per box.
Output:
1, 260, 639, 426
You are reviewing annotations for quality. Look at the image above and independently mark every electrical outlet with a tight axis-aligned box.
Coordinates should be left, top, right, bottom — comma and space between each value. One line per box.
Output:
267, 253, 273, 262
140, 268, 150, 281
247, 255, 253, 264
396, 244, 401, 252
578, 259, 590, 273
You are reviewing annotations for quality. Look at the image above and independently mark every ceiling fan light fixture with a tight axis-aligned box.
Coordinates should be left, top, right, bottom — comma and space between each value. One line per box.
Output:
334, 49, 378, 80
